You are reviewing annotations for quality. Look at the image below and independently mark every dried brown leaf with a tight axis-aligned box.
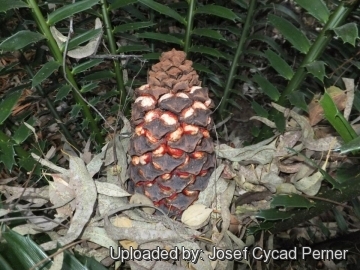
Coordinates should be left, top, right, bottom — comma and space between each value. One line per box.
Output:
113, 216, 132, 228
15, 204, 66, 231
181, 204, 212, 228
49, 174, 75, 217
95, 181, 130, 197
304, 136, 340, 151
129, 193, 155, 215
129, 260, 186, 270
308, 94, 323, 126
275, 131, 302, 157
67, 18, 103, 59
73, 246, 109, 265
216, 181, 235, 245
294, 170, 323, 196
104, 116, 130, 184
0, 209, 9, 217
50, 252, 64, 270
0, 177, 16, 185
291, 163, 315, 183
250, 116, 276, 128
2, 186, 49, 205
104, 215, 187, 244
272, 103, 341, 151
81, 226, 118, 248
113, 216, 139, 250
343, 78, 355, 120
260, 172, 284, 193
196, 164, 227, 207
24, 122, 38, 142
86, 149, 105, 177
81, 139, 92, 164
98, 195, 128, 216
175, 241, 212, 270
308, 86, 347, 126
276, 160, 303, 173
45, 146, 56, 160
216, 137, 277, 164
12, 224, 45, 235
235, 191, 272, 206
275, 183, 300, 194
32, 154, 97, 250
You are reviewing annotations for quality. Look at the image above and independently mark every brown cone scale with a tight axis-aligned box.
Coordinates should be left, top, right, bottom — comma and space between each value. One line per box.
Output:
129, 49, 215, 217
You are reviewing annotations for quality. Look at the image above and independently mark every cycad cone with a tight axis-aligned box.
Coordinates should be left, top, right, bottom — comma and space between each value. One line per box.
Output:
129, 49, 215, 217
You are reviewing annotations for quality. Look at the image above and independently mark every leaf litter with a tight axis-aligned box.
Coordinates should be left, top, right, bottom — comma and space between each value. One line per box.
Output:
0, 101, 352, 269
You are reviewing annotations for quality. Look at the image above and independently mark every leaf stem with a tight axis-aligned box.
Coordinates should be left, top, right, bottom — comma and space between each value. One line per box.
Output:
99, 0, 127, 112
26, 0, 103, 144
278, 1, 359, 105
256, 1, 360, 141
183, 0, 196, 54
219, 0, 257, 117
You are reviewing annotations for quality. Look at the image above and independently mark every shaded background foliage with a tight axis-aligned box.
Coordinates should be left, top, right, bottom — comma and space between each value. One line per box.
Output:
1, 0, 360, 269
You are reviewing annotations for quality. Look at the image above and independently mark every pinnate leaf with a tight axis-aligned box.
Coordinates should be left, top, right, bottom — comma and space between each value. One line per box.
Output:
192, 63, 214, 74
13, 117, 36, 144
192, 28, 226, 41
136, 32, 183, 45
82, 70, 114, 81
250, 33, 283, 54
288, 91, 308, 112
113, 21, 156, 33
0, 30, 45, 51
271, 194, 315, 209
271, 3, 302, 24
19, 155, 38, 172
72, 59, 103, 75
55, 85, 72, 102
71, 104, 82, 118
110, 0, 137, 10
0, 0, 28, 13
305, 61, 326, 82
334, 23, 358, 46
118, 45, 150, 53
142, 52, 161, 60
274, 113, 286, 132
207, 74, 224, 87
256, 209, 293, 221
294, 0, 329, 23
47, 0, 99, 25
0, 90, 23, 124
228, 99, 243, 111
354, 91, 360, 112
251, 101, 268, 117
320, 90, 357, 143
264, 49, 294, 80
138, 0, 185, 24
340, 136, 360, 154
2, 228, 52, 269
196, 5, 238, 21
81, 82, 98, 93
268, 14, 311, 54
189, 46, 226, 59
68, 28, 102, 51
0, 140, 15, 171
32, 61, 61, 88
247, 222, 275, 235
253, 74, 280, 101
